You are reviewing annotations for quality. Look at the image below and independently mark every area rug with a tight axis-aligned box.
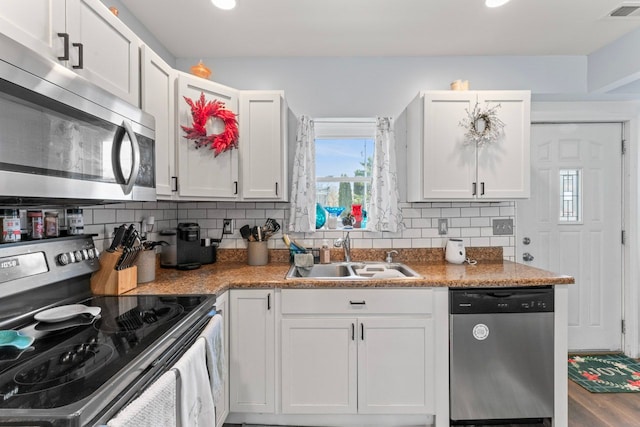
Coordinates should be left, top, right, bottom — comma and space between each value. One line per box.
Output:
568, 354, 640, 393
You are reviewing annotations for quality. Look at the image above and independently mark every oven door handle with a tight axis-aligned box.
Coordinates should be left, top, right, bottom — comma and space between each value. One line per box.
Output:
114, 120, 141, 196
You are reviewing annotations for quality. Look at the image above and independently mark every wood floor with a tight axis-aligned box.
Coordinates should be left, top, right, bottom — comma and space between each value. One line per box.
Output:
225, 383, 640, 427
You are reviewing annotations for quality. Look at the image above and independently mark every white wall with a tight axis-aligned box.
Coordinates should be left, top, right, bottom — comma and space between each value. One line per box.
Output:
176, 56, 587, 117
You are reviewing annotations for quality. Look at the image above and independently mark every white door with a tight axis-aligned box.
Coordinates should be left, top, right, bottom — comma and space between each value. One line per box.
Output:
141, 45, 176, 198
67, 0, 141, 106
517, 123, 623, 351
177, 73, 239, 199
357, 317, 434, 414
229, 289, 275, 413
281, 318, 358, 414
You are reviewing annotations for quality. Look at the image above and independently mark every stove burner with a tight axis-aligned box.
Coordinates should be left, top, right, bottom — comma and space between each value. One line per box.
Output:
13, 342, 114, 391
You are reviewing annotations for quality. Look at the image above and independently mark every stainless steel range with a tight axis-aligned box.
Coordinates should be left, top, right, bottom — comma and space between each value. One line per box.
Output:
0, 235, 216, 426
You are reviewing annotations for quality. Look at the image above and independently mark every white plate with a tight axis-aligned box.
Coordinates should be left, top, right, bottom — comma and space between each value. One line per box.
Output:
34, 304, 101, 323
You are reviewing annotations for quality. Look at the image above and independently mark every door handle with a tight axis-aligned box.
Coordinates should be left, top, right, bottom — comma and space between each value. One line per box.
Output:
72, 42, 84, 69
360, 323, 364, 341
57, 33, 69, 61
113, 120, 141, 196
472, 182, 477, 196
523, 252, 534, 262
351, 323, 355, 341
480, 182, 485, 196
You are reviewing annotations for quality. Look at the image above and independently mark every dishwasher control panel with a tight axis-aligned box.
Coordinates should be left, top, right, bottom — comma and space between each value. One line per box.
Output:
450, 286, 554, 314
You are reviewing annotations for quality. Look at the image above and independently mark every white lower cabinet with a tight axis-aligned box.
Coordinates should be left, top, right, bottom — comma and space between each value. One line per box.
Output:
214, 291, 230, 427
281, 318, 358, 413
229, 289, 275, 413
358, 317, 433, 414
280, 289, 435, 415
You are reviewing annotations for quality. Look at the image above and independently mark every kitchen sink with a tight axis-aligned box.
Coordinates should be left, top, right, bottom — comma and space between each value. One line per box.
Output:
286, 262, 421, 280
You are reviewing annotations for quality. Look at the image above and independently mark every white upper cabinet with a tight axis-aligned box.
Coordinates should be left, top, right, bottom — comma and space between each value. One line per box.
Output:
0, 0, 66, 61
66, 0, 141, 106
0, 0, 141, 106
406, 90, 530, 201
141, 45, 176, 198
176, 72, 240, 199
239, 91, 288, 200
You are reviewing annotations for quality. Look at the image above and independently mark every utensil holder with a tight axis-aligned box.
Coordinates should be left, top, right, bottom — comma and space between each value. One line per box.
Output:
90, 250, 137, 295
136, 249, 156, 283
247, 241, 268, 266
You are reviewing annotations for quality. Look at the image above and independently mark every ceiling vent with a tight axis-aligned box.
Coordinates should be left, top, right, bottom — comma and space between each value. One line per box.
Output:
608, 3, 640, 17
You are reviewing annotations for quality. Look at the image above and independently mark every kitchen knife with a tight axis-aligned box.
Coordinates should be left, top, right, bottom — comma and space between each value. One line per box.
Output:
121, 224, 135, 248
107, 224, 126, 252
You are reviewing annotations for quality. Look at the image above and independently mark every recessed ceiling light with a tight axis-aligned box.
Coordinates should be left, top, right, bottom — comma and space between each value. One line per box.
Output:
211, 0, 236, 10
485, 0, 511, 7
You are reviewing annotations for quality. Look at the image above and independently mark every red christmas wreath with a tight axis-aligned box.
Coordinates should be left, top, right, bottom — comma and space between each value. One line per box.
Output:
181, 92, 239, 156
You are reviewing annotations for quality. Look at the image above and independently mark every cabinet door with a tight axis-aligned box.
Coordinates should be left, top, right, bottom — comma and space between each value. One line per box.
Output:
229, 289, 275, 413
477, 91, 531, 199
66, 0, 141, 106
357, 317, 434, 414
177, 73, 239, 199
239, 91, 287, 200
214, 291, 230, 427
423, 91, 476, 199
281, 318, 358, 414
0, 0, 66, 62
141, 45, 176, 198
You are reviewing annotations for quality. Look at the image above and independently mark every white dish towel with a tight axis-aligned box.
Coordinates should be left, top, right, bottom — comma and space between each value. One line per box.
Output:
200, 313, 225, 405
172, 338, 215, 427
106, 370, 177, 427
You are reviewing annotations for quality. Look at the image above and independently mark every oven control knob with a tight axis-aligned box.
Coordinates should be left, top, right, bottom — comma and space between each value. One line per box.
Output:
87, 248, 96, 260
74, 250, 84, 261
57, 253, 71, 266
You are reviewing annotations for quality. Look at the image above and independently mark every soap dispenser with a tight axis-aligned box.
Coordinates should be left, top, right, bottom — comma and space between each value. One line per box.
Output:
320, 240, 331, 264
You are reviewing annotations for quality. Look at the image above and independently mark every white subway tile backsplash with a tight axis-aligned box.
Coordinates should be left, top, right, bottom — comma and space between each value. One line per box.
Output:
442, 208, 461, 217
480, 207, 500, 217
94, 209, 116, 224
80, 200, 516, 258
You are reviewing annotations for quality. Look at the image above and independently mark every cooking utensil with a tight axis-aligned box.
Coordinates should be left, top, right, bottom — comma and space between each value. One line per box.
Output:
239, 225, 252, 241
265, 218, 281, 233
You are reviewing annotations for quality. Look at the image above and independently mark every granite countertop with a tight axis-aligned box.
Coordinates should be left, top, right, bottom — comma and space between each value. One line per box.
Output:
123, 247, 574, 296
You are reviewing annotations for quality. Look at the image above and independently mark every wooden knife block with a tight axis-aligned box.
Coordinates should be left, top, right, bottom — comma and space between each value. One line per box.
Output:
90, 250, 137, 295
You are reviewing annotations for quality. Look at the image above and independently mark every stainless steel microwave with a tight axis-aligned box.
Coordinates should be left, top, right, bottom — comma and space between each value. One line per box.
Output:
0, 33, 155, 204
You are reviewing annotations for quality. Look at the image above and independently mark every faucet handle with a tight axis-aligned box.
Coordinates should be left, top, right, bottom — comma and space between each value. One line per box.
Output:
385, 250, 398, 263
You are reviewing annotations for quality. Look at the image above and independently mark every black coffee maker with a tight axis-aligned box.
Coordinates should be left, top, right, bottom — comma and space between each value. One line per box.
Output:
160, 223, 217, 270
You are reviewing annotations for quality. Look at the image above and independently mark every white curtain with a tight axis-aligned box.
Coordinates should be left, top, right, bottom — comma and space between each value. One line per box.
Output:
288, 115, 316, 232
367, 117, 402, 232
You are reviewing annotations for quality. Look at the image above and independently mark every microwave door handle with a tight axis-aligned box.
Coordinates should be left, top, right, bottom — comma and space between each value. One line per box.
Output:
118, 120, 141, 196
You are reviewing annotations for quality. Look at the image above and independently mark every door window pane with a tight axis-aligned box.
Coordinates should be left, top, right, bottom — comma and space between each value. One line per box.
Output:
559, 169, 581, 222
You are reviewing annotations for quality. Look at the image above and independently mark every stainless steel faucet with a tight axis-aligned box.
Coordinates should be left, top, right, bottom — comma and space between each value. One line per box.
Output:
334, 232, 351, 262
385, 250, 398, 263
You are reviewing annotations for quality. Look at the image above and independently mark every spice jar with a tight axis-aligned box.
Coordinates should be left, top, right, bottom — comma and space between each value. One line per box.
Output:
1, 209, 21, 243
27, 210, 44, 239
45, 211, 59, 238
66, 208, 84, 235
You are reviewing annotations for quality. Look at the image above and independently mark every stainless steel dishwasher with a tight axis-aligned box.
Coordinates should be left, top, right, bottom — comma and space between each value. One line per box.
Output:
450, 287, 554, 424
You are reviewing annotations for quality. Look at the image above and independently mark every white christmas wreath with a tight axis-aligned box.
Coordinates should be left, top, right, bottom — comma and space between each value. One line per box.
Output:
459, 102, 505, 146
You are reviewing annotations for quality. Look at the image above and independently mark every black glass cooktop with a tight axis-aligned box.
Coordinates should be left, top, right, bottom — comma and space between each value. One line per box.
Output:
0, 294, 210, 410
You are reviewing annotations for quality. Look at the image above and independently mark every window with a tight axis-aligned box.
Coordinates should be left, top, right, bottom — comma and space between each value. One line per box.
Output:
559, 169, 581, 222
314, 120, 376, 227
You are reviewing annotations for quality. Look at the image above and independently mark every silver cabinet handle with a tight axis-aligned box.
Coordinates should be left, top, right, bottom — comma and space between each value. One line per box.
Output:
349, 300, 366, 305
351, 323, 355, 341
360, 323, 364, 341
